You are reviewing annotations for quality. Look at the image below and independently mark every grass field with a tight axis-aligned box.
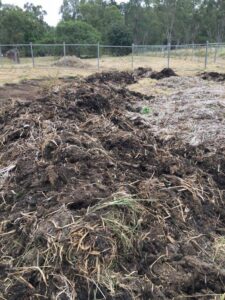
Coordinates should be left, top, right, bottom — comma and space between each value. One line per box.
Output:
1, 54, 225, 85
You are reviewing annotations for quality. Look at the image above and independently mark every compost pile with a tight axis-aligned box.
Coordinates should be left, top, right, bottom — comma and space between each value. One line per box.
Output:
132, 67, 178, 80
86, 68, 177, 86
201, 71, 225, 82
53, 56, 91, 69
86, 71, 137, 85
0, 72, 225, 300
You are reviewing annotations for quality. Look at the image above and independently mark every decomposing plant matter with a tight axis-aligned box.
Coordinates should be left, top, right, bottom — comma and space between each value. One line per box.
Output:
0, 71, 224, 299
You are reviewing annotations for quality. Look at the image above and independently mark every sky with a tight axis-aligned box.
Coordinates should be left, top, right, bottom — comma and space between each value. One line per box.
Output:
2, 0, 63, 26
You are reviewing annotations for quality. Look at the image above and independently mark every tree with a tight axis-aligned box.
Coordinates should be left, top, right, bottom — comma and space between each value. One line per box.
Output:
199, 0, 225, 43
56, 20, 101, 43
121, 0, 210, 45
1, 0, 225, 48
80, 2, 124, 41
56, 20, 101, 56
24, 2, 47, 22
60, 0, 124, 43
38, 27, 56, 44
60, 0, 81, 20
123, 0, 146, 44
106, 23, 132, 55
151, 0, 178, 44
79, 1, 106, 33
0, 5, 47, 44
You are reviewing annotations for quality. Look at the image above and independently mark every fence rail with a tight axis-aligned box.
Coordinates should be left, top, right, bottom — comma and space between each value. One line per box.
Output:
0, 42, 225, 71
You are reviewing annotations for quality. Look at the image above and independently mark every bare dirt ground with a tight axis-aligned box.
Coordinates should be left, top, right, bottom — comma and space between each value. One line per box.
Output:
0, 70, 225, 299
0, 67, 92, 86
0, 80, 41, 104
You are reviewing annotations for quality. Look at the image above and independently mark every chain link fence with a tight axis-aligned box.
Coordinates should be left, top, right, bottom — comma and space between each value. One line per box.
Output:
1, 42, 225, 72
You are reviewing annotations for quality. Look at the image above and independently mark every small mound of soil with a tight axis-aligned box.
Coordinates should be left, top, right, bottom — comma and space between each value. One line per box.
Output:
150, 68, 178, 80
133, 67, 153, 77
53, 56, 91, 68
201, 71, 225, 82
86, 71, 136, 85
87, 68, 178, 86
133, 67, 178, 80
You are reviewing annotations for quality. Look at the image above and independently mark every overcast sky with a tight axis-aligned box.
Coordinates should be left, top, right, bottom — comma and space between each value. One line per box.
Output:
2, 0, 62, 26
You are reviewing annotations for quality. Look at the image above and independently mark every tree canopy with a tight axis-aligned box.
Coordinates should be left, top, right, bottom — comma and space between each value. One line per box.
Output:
0, 3, 50, 44
58, 0, 225, 44
56, 20, 101, 44
1, 0, 225, 45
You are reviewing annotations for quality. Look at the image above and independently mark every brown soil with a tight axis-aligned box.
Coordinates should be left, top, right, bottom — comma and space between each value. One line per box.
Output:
0, 80, 41, 106
0, 70, 224, 299
86, 68, 178, 86
150, 68, 178, 80
201, 71, 225, 82
86, 71, 137, 85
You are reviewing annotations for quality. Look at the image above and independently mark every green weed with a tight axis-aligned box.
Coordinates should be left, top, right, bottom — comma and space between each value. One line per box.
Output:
141, 106, 152, 115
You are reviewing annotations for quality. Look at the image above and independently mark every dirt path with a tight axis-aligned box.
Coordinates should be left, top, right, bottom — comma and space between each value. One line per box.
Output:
0, 80, 42, 108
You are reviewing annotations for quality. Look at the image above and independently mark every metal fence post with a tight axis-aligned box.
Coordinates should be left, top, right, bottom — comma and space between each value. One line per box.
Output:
192, 43, 195, 61
63, 42, 66, 57
14, 47, 17, 64
97, 42, 100, 70
132, 43, 134, 70
0, 45, 2, 65
204, 41, 209, 69
175, 45, 177, 58
30, 42, 35, 67
214, 43, 218, 63
167, 42, 171, 68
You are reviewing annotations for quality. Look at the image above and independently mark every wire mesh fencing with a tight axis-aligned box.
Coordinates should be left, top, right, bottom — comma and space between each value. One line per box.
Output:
133, 45, 168, 69
1, 42, 225, 72
32, 44, 64, 67
99, 45, 133, 71
0, 44, 34, 67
